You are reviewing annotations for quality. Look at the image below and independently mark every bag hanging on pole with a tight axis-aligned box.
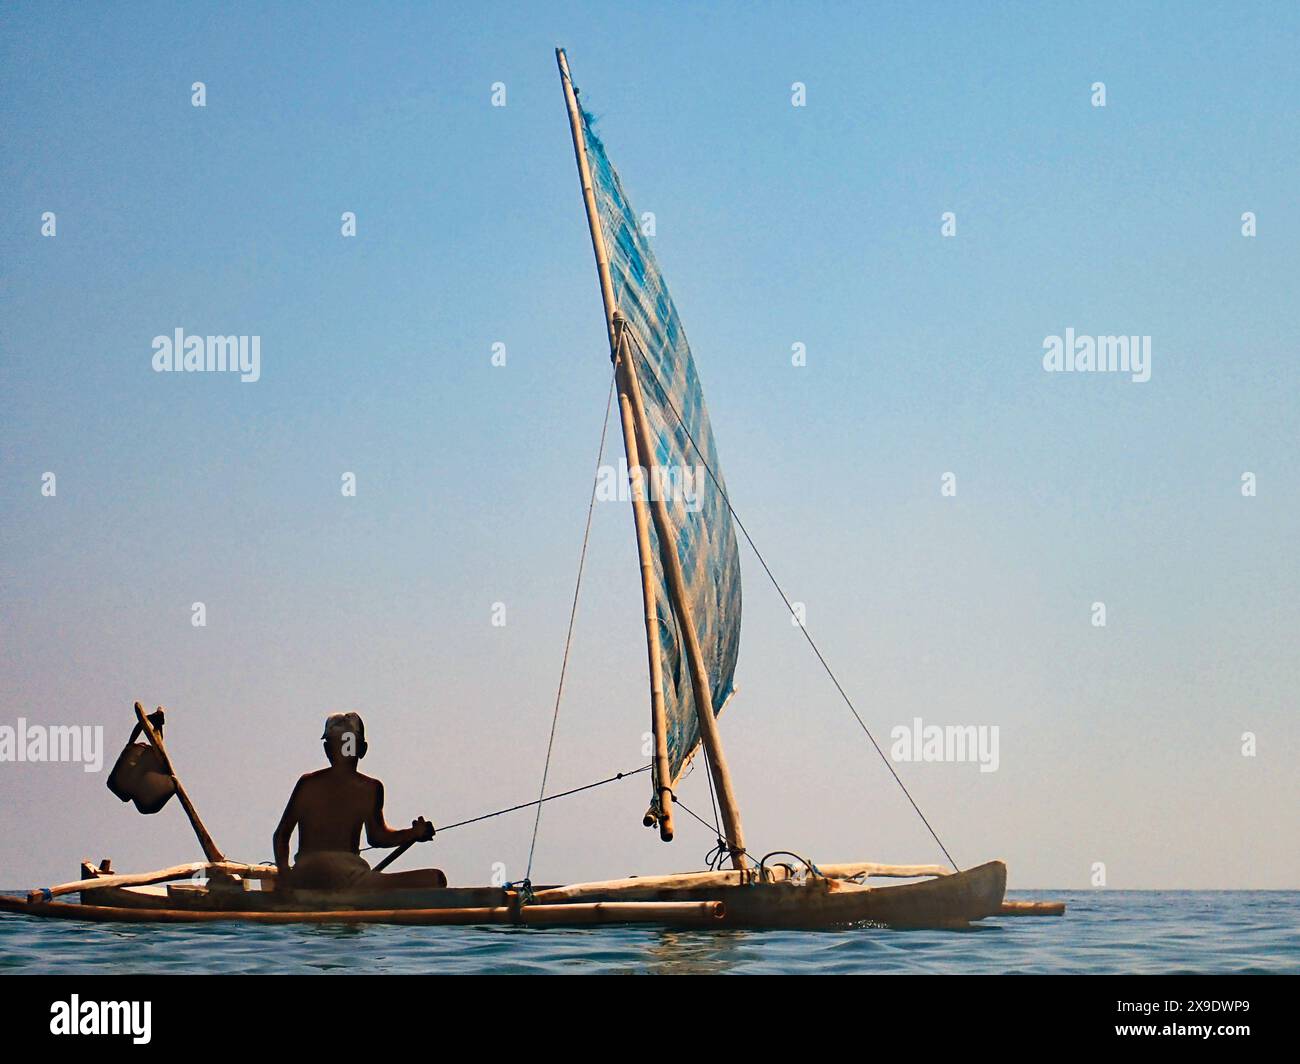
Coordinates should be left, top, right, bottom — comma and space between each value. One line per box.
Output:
107, 707, 177, 814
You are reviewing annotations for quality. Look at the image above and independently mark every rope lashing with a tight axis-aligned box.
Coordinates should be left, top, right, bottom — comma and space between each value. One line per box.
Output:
675, 796, 748, 872
758, 851, 825, 882
504, 879, 536, 905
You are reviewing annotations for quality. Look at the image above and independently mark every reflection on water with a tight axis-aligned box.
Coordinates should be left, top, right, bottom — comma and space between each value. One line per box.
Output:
0, 892, 1296, 974
640, 928, 754, 975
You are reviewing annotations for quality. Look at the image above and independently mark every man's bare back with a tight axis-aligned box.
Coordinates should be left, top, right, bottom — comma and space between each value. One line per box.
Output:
273, 712, 444, 891
283, 766, 388, 854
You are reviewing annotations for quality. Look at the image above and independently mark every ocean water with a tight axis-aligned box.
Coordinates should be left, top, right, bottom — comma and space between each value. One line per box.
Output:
0, 891, 1295, 974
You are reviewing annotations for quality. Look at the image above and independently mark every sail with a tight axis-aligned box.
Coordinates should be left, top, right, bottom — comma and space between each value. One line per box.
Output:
577, 103, 743, 789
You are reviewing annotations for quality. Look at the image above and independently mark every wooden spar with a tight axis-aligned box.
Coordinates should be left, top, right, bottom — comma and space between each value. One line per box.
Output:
534, 869, 762, 902
557, 46, 674, 842
134, 702, 225, 864
614, 321, 748, 869
616, 381, 675, 841
557, 47, 746, 866
816, 861, 952, 879
30, 861, 277, 903
556, 48, 616, 347
532, 861, 954, 903
1, 895, 726, 927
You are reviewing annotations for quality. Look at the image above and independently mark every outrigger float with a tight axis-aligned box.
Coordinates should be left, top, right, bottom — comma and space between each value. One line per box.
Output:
1, 50, 1063, 932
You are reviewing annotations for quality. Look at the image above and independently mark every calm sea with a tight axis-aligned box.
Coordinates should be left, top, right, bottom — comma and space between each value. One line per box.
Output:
1, 891, 1295, 974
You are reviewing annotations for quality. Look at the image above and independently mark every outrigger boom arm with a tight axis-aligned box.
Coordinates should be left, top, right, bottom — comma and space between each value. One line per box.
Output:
134, 702, 225, 864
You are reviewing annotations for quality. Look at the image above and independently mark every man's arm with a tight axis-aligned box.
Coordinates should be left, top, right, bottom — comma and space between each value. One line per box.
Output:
364, 781, 431, 848
272, 778, 304, 883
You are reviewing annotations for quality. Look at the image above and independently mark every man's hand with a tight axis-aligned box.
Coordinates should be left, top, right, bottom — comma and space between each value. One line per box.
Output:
411, 817, 436, 842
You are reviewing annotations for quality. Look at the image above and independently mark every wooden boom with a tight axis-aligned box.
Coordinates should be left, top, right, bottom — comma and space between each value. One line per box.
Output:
615, 320, 749, 869
616, 374, 676, 841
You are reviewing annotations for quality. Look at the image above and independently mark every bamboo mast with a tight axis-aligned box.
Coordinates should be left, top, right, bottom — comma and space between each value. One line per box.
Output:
615, 321, 748, 870
557, 47, 673, 841
557, 47, 747, 868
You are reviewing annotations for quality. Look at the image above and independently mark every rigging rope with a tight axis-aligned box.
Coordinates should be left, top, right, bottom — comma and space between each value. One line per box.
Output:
523, 367, 618, 884
626, 332, 960, 872
695, 737, 728, 868
445, 765, 649, 833
673, 796, 731, 870
356, 765, 650, 853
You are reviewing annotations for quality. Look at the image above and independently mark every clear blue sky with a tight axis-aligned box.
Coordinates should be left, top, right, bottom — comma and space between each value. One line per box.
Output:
2, 2, 1296, 888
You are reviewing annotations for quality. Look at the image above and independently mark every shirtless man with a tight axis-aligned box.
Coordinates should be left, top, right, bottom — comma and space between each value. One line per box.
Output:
273, 712, 445, 891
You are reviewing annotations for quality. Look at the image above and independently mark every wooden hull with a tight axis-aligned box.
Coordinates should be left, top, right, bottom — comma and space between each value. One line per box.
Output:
0, 859, 1010, 930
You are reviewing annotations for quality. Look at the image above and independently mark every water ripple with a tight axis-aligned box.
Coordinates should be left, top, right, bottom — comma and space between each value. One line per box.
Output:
0, 892, 1295, 974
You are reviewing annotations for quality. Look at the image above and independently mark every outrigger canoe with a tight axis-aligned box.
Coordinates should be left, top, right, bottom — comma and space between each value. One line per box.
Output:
0, 857, 1061, 929
0, 50, 1069, 937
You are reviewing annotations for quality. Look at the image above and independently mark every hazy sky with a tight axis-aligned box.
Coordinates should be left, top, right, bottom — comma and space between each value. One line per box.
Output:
2, 2, 1296, 890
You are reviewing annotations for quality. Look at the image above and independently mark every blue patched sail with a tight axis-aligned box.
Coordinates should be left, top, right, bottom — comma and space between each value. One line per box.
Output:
578, 105, 742, 788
